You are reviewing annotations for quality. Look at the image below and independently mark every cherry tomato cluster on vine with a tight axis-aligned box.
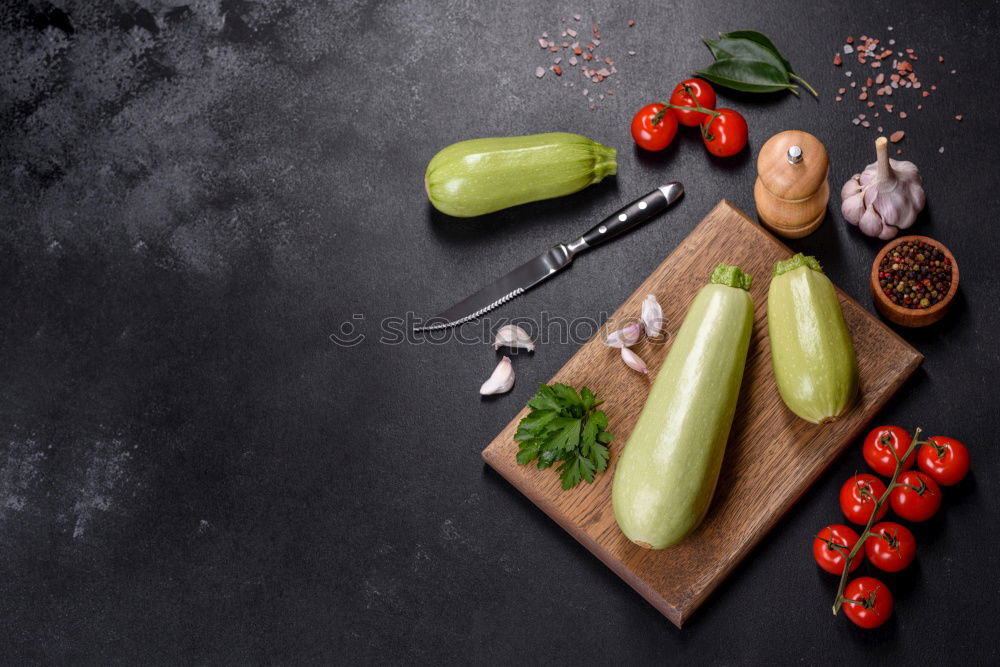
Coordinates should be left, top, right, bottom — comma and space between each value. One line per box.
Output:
630, 79, 748, 157
813, 426, 971, 629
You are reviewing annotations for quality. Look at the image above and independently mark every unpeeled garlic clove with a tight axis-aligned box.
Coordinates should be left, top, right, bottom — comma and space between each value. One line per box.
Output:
620, 347, 648, 374
604, 322, 643, 348
640, 294, 663, 337
493, 324, 534, 351
480, 356, 515, 395
841, 136, 925, 239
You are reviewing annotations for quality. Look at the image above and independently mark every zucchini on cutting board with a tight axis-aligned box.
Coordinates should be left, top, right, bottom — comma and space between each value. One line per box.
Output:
612, 264, 755, 550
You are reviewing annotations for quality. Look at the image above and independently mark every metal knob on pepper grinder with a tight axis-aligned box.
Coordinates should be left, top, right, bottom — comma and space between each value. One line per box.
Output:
753, 130, 830, 238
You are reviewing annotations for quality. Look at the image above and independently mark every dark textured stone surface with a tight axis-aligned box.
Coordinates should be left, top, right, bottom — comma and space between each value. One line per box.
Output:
0, 1, 997, 663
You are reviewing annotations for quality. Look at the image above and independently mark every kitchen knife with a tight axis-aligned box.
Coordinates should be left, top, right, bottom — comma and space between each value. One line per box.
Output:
415, 182, 683, 331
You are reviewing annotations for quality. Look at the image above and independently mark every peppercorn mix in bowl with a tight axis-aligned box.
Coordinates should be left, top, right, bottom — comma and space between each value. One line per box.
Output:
870, 235, 958, 327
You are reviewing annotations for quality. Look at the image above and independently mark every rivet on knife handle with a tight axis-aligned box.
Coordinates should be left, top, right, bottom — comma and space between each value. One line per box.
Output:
571, 182, 684, 254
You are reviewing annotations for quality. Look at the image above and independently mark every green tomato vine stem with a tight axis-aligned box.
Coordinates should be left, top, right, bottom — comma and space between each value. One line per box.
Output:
653, 84, 724, 141
831, 427, 928, 615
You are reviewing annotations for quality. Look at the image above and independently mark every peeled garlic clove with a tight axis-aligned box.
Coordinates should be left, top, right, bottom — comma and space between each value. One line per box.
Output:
640, 294, 663, 337
493, 324, 534, 351
621, 347, 648, 374
480, 356, 515, 395
604, 322, 643, 348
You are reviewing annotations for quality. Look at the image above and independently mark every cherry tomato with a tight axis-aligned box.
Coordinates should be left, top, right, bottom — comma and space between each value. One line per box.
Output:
890, 470, 941, 521
700, 109, 748, 157
863, 425, 915, 476
813, 524, 863, 575
865, 522, 916, 572
630, 103, 678, 151
839, 473, 888, 525
842, 577, 893, 629
668, 78, 717, 126
918, 435, 970, 486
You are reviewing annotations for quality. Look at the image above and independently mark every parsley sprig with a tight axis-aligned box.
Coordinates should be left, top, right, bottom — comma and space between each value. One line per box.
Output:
514, 383, 614, 490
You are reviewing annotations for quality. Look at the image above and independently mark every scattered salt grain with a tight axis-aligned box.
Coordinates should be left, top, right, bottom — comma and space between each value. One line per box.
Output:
846, 70, 853, 76
628, 19, 635, 27
628, 50, 636, 56
535, 67, 545, 78
852, 118, 861, 125
955, 115, 963, 121
844, 44, 854, 54
899, 112, 907, 119
573, 13, 581, 20
939, 146, 944, 153
539, 39, 549, 48
889, 130, 904, 142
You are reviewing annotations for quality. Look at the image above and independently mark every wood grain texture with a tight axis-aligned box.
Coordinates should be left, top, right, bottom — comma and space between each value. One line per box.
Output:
481, 201, 923, 628
754, 130, 830, 236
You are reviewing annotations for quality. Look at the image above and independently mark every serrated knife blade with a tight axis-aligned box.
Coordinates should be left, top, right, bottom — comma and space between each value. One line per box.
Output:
414, 183, 683, 332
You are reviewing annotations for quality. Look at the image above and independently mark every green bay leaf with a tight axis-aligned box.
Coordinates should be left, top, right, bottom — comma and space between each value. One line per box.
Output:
694, 58, 795, 93
702, 36, 789, 75
718, 30, 794, 72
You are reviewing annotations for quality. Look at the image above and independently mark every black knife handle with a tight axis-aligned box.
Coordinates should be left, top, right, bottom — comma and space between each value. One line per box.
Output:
578, 183, 682, 249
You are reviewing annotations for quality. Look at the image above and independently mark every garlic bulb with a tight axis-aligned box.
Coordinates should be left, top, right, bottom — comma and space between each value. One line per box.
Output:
604, 322, 643, 348
640, 294, 663, 337
480, 356, 515, 395
841, 136, 925, 240
493, 324, 534, 351
620, 347, 648, 374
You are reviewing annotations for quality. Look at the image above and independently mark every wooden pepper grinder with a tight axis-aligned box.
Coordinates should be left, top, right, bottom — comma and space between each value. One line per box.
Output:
754, 130, 830, 238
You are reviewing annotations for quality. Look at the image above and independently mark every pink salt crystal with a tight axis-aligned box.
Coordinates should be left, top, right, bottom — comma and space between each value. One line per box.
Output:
535, 66, 545, 78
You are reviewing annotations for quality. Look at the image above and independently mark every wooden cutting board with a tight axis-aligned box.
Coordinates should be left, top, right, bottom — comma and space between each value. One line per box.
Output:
481, 200, 922, 628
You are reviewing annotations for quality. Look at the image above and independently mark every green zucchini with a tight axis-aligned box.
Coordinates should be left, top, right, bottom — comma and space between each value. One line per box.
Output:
424, 132, 617, 217
767, 254, 858, 423
612, 264, 754, 549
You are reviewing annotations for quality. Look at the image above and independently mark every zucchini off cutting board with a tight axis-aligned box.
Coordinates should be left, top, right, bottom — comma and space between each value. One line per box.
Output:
481, 200, 922, 627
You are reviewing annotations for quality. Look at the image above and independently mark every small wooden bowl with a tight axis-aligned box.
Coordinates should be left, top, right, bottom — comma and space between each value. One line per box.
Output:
870, 235, 959, 327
